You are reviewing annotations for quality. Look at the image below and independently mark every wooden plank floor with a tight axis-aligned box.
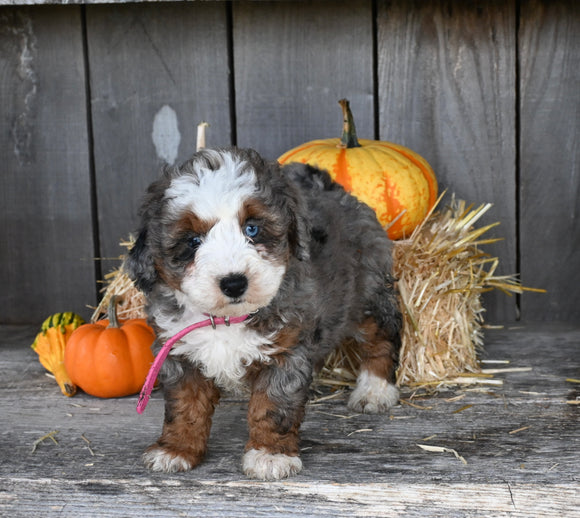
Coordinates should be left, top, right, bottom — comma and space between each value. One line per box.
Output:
1, 323, 578, 517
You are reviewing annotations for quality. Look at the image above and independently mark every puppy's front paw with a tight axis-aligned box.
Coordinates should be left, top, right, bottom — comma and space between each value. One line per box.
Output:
242, 448, 302, 480
348, 371, 399, 414
142, 444, 201, 473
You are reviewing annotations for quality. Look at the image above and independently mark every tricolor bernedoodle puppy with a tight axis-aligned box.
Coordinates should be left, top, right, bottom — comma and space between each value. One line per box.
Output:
126, 147, 402, 480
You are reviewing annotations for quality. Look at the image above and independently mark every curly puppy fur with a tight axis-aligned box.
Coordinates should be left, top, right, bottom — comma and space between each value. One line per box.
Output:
126, 147, 402, 480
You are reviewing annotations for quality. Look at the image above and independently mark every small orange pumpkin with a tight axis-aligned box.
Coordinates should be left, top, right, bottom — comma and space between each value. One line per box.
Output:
64, 296, 155, 398
278, 99, 438, 240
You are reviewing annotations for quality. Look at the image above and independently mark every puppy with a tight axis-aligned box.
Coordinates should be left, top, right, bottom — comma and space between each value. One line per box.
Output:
126, 147, 402, 480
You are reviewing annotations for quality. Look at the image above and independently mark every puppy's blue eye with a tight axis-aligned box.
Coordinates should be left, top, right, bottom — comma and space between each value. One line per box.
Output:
188, 235, 202, 249
244, 224, 259, 239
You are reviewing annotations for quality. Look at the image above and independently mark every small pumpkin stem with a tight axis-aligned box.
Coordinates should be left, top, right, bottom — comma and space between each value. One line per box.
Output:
338, 99, 361, 149
107, 295, 122, 329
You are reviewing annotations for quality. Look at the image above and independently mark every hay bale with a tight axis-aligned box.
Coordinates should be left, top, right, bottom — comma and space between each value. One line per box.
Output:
320, 196, 537, 387
91, 239, 146, 323
393, 198, 497, 385
91, 268, 146, 323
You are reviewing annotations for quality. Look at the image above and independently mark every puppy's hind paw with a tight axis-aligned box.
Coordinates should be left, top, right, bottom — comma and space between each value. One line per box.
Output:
348, 371, 399, 414
142, 444, 201, 473
242, 448, 302, 480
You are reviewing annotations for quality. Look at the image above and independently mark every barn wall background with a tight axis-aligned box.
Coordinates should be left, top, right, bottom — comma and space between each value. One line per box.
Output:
0, 0, 578, 325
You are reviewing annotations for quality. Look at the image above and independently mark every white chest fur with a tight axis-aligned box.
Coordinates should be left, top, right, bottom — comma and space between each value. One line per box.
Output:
152, 289, 276, 392
163, 317, 273, 393
175, 323, 273, 392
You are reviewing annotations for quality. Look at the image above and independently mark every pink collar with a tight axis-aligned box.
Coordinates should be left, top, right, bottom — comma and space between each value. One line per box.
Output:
136, 314, 249, 414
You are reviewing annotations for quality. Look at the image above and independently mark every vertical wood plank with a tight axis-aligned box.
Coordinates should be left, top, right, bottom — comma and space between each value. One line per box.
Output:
377, 0, 517, 322
86, 3, 232, 261
233, 0, 374, 159
0, 7, 95, 324
519, 0, 580, 321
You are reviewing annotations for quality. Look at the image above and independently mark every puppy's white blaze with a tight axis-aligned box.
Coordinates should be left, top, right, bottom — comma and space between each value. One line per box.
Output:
242, 449, 303, 481
143, 448, 193, 473
348, 371, 399, 414
196, 218, 258, 275
166, 154, 257, 221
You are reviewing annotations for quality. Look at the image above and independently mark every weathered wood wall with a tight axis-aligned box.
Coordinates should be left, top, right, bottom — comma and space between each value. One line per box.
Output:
1, 0, 578, 325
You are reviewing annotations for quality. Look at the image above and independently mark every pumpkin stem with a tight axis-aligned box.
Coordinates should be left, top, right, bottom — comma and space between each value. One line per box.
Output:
107, 295, 122, 329
338, 99, 361, 149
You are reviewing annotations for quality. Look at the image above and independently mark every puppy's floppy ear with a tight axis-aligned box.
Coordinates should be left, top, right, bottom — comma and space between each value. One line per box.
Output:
275, 163, 311, 262
125, 227, 157, 294
287, 191, 311, 262
124, 167, 175, 293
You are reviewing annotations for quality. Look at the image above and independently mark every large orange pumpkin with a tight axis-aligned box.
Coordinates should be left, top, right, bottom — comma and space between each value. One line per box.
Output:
278, 99, 438, 240
64, 296, 155, 398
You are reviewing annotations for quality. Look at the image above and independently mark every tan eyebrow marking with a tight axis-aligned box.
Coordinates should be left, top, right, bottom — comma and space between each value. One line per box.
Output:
175, 211, 216, 236
238, 198, 270, 225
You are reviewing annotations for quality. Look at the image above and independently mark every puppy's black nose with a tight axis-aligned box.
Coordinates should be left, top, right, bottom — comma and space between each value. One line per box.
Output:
219, 273, 248, 299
